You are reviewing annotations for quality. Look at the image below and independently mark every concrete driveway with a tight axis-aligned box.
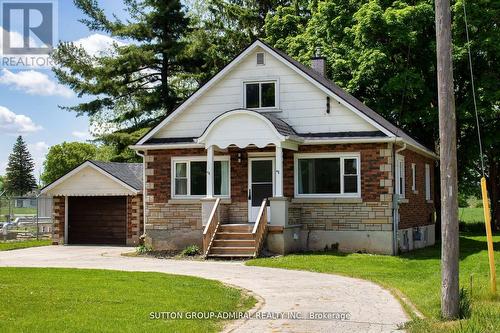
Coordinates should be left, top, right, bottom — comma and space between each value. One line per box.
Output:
0, 246, 408, 332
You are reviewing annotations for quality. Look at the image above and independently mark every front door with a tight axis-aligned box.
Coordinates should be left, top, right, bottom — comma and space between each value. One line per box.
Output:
248, 158, 274, 222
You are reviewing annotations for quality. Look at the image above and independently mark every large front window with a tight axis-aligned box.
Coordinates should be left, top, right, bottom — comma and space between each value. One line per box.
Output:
244, 81, 276, 108
295, 154, 360, 197
173, 157, 230, 197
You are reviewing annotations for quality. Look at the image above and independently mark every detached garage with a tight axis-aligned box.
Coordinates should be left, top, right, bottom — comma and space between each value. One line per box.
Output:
41, 161, 144, 246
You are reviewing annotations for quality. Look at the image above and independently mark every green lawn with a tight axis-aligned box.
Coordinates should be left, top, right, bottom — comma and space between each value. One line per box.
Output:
0, 267, 256, 333
0, 239, 51, 251
248, 233, 499, 333
0, 202, 37, 222
459, 207, 485, 223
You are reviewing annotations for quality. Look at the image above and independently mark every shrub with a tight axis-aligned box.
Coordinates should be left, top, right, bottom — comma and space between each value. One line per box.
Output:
458, 193, 469, 208
459, 222, 485, 234
136, 244, 152, 255
180, 245, 201, 256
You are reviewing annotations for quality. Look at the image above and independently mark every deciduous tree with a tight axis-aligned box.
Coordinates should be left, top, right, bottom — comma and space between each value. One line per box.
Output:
41, 142, 113, 185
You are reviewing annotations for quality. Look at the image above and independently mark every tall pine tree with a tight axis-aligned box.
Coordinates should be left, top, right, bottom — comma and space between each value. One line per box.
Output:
5, 136, 37, 196
52, 0, 201, 160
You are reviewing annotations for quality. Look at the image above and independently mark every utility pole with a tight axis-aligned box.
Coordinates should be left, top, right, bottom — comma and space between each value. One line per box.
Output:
435, 0, 460, 319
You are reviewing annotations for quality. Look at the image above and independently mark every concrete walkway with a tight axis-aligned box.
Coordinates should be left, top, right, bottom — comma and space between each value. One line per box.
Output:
0, 246, 408, 332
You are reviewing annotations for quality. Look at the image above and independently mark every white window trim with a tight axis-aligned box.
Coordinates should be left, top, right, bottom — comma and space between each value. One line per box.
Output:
242, 79, 280, 110
171, 156, 231, 199
425, 164, 431, 201
293, 152, 361, 198
396, 155, 405, 199
411, 163, 417, 193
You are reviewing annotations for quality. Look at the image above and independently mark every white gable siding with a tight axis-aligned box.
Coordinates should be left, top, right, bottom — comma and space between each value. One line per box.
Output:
45, 166, 136, 196
153, 47, 376, 139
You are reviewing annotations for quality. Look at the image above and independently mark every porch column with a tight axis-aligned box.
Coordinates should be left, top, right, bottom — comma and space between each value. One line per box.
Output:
275, 144, 283, 197
206, 145, 214, 198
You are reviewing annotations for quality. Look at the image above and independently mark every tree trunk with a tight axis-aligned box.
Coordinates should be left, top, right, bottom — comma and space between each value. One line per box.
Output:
435, 0, 460, 320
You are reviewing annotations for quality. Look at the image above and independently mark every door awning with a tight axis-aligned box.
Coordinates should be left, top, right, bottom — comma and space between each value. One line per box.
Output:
196, 109, 302, 149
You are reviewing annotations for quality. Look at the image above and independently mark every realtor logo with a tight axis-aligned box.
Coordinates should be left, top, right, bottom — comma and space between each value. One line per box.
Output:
1, 0, 57, 67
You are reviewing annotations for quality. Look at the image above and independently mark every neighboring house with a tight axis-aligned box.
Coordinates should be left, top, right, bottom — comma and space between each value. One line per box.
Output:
43, 40, 437, 256
41, 161, 143, 246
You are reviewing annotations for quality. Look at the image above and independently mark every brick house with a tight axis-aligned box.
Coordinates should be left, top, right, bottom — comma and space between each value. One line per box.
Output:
42, 40, 436, 257
129, 40, 437, 256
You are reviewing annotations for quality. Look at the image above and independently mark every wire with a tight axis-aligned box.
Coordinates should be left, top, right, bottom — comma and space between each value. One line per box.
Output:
463, 0, 485, 176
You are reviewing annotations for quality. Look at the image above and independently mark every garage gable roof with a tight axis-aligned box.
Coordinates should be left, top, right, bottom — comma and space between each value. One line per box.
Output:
40, 161, 143, 195
90, 161, 143, 190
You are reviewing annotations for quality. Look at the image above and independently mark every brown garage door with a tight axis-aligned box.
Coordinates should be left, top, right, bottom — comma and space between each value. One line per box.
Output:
68, 196, 126, 245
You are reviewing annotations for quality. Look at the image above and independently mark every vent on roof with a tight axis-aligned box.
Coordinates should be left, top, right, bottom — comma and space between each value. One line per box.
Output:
256, 52, 265, 65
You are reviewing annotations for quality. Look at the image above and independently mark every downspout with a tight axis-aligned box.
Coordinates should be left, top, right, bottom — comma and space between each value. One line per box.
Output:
392, 142, 407, 255
135, 150, 147, 239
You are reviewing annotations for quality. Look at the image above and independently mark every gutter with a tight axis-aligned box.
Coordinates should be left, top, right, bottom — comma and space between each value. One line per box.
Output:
135, 150, 147, 239
130, 143, 203, 150
392, 143, 407, 255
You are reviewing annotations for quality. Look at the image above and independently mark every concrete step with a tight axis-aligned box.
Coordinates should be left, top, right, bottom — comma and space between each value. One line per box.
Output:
212, 239, 255, 247
215, 232, 254, 240
209, 246, 255, 255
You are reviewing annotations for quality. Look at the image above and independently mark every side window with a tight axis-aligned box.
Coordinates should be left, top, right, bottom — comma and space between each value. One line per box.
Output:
425, 164, 431, 201
411, 163, 416, 192
396, 155, 405, 199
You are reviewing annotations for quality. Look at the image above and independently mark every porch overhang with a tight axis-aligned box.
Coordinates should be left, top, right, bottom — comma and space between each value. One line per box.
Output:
196, 109, 302, 150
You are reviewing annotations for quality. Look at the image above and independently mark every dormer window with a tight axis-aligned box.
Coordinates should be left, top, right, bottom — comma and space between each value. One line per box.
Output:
244, 81, 277, 109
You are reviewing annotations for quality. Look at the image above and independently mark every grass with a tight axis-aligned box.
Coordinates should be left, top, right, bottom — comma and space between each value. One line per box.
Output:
459, 207, 485, 224
0, 239, 51, 251
247, 233, 499, 333
0, 267, 256, 333
0, 202, 37, 222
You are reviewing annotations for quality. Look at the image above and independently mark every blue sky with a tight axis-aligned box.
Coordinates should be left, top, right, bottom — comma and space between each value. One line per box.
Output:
0, 0, 130, 178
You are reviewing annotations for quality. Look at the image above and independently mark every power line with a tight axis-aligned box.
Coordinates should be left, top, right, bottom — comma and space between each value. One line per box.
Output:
462, 0, 485, 176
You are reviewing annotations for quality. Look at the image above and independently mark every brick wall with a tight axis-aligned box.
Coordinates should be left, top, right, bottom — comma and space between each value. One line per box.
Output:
127, 194, 143, 245
284, 143, 394, 232
398, 149, 436, 229
144, 143, 435, 249
52, 196, 65, 244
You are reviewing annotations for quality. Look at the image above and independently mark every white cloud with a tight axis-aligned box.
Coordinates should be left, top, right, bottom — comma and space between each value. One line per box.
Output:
0, 106, 42, 134
28, 141, 49, 177
74, 33, 126, 57
0, 27, 27, 55
72, 130, 94, 140
0, 69, 73, 98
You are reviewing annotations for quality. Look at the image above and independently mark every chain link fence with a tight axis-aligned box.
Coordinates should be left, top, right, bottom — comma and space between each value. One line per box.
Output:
0, 193, 53, 241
